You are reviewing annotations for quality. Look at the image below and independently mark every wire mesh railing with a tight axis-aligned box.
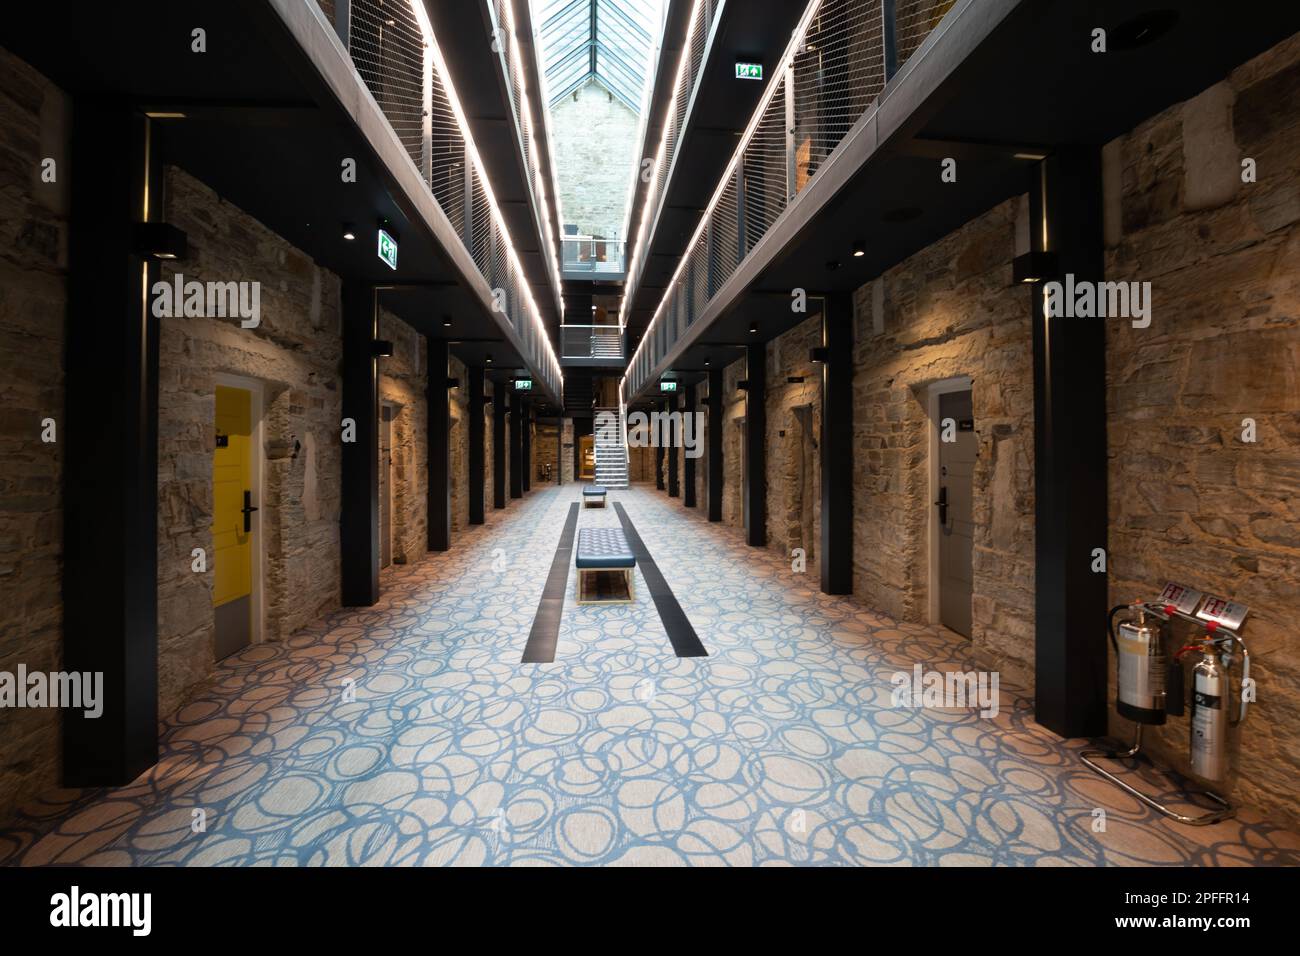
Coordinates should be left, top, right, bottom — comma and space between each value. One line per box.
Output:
622, 0, 955, 398
333, 0, 562, 398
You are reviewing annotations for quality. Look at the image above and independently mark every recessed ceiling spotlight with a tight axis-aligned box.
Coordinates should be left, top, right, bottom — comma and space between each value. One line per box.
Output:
1110, 10, 1179, 51
826, 260, 841, 271
485, 353, 493, 364
852, 240, 866, 258
342, 224, 356, 241
749, 322, 758, 334
442, 316, 452, 328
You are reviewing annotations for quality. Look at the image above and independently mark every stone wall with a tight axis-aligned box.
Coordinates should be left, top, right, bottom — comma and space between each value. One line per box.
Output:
561, 417, 575, 484
156, 166, 346, 712
0, 49, 68, 822
720, 357, 748, 530
378, 311, 427, 563
850, 196, 1037, 685
549, 77, 640, 239
765, 315, 823, 574
1103, 34, 1300, 826
448, 355, 469, 532
534, 420, 560, 485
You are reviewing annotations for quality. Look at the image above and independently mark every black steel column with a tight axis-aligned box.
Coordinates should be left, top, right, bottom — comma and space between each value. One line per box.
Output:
428, 339, 450, 551
667, 396, 680, 498
821, 294, 854, 594
341, 282, 380, 605
684, 384, 698, 508
509, 390, 523, 499
556, 417, 563, 485
744, 343, 766, 546
521, 397, 531, 493
468, 366, 485, 525
63, 106, 159, 786
493, 381, 507, 509
1031, 151, 1108, 739
655, 418, 666, 491
707, 368, 723, 521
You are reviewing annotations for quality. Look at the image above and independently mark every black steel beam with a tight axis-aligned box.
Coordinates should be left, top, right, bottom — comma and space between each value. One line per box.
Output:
744, 343, 766, 546
468, 365, 485, 525
821, 294, 853, 594
1030, 151, 1108, 739
707, 367, 723, 521
684, 383, 698, 508
667, 396, 680, 498
510, 390, 523, 499
62, 106, 160, 786
493, 381, 507, 508
428, 338, 450, 551
522, 396, 531, 493
341, 281, 379, 605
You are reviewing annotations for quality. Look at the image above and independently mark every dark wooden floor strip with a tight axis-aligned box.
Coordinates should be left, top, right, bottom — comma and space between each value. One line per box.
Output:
521, 502, 580, 663
613, 502, 708, 658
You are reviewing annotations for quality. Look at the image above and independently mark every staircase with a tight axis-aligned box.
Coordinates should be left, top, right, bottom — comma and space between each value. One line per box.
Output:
563, 369, 594, 417
593, 405, 629, 488
590, 329, 623, 359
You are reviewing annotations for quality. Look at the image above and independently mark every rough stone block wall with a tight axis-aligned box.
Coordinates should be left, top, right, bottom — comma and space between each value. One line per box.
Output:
0, 49, 67, 823
448, 355, 469, 532
534, 420, 560, 484
1104, 34, 1300, 827
720, 357, 748, 530
156, 166, 346, 714
561, 417, 575, 484
765, 315, 823, 575
850, 197, 1036, 684
378, 311, 427, 562
549, 78, 641, 239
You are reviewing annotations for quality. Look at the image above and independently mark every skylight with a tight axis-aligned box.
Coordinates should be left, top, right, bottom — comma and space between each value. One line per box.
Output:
534, 0, 663, 111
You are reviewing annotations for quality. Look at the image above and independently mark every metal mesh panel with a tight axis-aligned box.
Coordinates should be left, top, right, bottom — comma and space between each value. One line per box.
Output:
688, 233, 709, 322
471, 168, 494, 276
429, 64, 466, 239
742, 76, 788, 253
710, 177, 740, 291
350, 0, 427, 171
791, 0, 883, 195
896, 0, 955, 64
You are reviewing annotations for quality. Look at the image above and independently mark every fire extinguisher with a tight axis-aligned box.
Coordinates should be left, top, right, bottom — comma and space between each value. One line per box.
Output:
1108, 603, 1167, 724
1190, 636, 1228, 782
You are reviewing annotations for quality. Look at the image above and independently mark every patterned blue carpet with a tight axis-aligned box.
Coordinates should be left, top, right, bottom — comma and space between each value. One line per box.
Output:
2, 485, 1297, 866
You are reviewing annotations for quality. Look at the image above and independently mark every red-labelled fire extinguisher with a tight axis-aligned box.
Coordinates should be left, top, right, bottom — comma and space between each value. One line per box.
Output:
1189, 634, 1228, 782
1108, 602, 1167, 724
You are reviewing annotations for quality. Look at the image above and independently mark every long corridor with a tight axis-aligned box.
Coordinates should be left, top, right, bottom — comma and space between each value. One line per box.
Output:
3, 486, 1296, 867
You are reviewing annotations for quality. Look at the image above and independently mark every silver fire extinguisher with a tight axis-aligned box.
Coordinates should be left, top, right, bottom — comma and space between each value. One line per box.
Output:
1108, 603, 1167, 725
1191, 640, 1228, 781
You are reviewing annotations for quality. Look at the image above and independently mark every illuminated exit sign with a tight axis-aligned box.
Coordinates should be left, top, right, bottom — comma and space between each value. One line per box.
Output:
514, 379, 533, 391
377, 228, 398, 270
735, 62, 763, 80
660, 380, 678, 393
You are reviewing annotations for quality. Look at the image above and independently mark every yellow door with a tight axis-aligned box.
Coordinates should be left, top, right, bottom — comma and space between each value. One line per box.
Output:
213, 386, 253, 657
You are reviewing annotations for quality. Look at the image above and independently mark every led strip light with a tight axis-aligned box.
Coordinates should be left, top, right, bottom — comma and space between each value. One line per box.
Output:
622, 0, 822, 394
412, 0, 564, 393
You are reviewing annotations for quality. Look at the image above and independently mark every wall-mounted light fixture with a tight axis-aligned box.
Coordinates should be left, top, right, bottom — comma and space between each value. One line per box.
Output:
371, 340, 394, 357
737, 380, 749, 391
787, 376, 805, 384
447, 377, 460, 389
133, 222, 188, 261
1012, 251, 1059, 284
809, 347, 829, 363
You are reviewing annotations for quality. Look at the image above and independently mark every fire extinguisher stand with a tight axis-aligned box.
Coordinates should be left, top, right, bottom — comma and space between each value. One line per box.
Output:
1081, 602, 1252, 827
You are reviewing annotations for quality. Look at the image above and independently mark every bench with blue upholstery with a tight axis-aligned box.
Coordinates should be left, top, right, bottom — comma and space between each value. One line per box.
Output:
582, 485, 608, 507
575, 527, 635, 603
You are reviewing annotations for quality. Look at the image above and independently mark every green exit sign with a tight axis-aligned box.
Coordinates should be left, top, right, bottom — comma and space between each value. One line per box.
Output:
735, 62, 763, 80
660, 380, 678, 393
514, 379, 533, 391
377, 228, 398, 270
